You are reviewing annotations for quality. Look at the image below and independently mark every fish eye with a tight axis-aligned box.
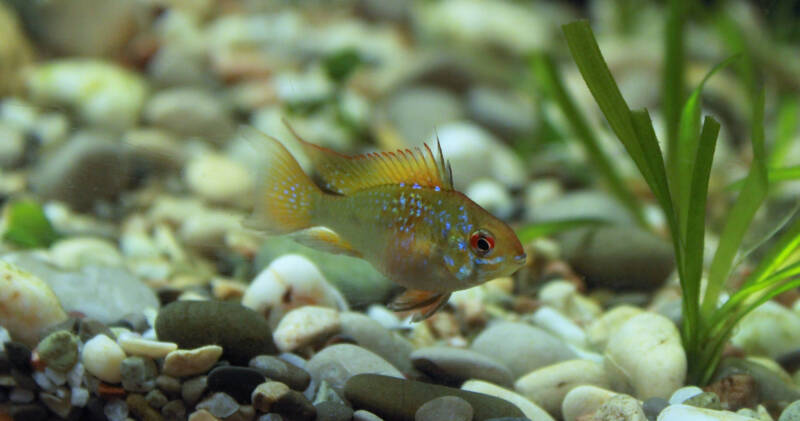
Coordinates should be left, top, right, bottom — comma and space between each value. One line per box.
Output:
469, 230, 495, 256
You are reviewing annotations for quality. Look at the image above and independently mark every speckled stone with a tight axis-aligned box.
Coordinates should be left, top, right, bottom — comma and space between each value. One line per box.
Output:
121, 356, 158, 392
415, 396, 474, 421
249, 355, 310, 391
36, 330, 79, 372
207, 365, 266, 403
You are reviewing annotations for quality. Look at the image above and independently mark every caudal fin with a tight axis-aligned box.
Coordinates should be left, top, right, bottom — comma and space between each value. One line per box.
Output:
241, 127, 322, 235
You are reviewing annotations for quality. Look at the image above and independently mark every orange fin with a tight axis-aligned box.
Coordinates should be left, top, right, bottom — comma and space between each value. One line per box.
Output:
291, 227, 362, 257
387, 289, 452, 322
282, 119, 454, 195
240, 127, 322, 235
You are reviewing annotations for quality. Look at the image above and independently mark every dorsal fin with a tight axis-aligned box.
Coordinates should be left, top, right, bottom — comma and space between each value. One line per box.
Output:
282, 119, 454, 195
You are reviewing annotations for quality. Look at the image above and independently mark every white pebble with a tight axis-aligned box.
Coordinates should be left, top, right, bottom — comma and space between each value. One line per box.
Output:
0, 261, 67, 347
118, 332, 177, 358
33, 371, 55, 391
104, 398, 129, 421
273, 306, 341, 352
561, 385, 618, 421
9, 387, 35, 403
669, 386, 704, 404
604, 313, 686, 399
366, 305, 403, 330
162, 345, 223, 377
587, 305, 643, 350
657, 404, 756, 421
67, 362, 84, 388
462, 380, 554, 421
49, 237, 123, 270
82, 334, 127, 383
514, 359, 609, 419
0, 326, 10, 349
732, 301, 800, 359
465, 178, 515, 219
185, 152, 254, 205
71, 387, 90, 407
530, 307, 587, 347
45, 367, 67, 386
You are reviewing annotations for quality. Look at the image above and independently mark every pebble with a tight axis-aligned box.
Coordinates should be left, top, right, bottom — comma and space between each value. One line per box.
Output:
249, 355, 310, 391
143, 88, 235, 142
462, 380, 554, 421
415, 395, 474, 421
208, 366, 266, 403
127, 393, 164, 421
182, 375, 208, 407
514, 359, 609, 418
197, 392, 240, 418
780, 400, 800, 421
25, 59, 147, 129
162, 345, 223, 378
185, 152, 254, 205
561, 385, 618, 421
5, 341, 31, 370
528, 190, 635, 226
156, 375, 183, 396
162, 399, 187, 420
315, 400, 355, 421
354, 409, 385, 421
118, 333, 178, 359
306, 344, 403, 395
120, 356, 157, 392
0, 123, 25, 168
642, 397, 670, 421
411, 346, 514, 387
464, 179, 515, 219
732, 301, 800, 359
712, 358, 800, 404
189, 409, 221, 421
657, 404, 756, 421
594, 395, 647, 421
0, 260, 67, 347
251, 381, 290, 412
528, 306, 587, 347
385, 86, 464, 147
586, 305, 643, 351
78, 317, 116, 342
604, 313, 686, 399
273, 306, 341, 352
243, 254, 349, 328
471, 322, 576, 379
466, 86, 536, 139
339, 311, 414, 373
146, 389, 169, 409
8, 403, 48, 421
82, 334, 126, 383
155, 300, 277, 364
105, 398, 130, 421
669, 386, 704, 404
49, 237, 124, 270
345, 373, 525, 420
684, 392, 722, 410
252, 381, 317, 421
36, 330, 79, 372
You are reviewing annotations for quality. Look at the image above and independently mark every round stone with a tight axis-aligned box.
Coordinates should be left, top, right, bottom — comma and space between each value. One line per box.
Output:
196, 392, 239, 418
81, 334, 126, 383
415, 396, 474, 421
207, 365, 266, 403
249, 355, 310, 391
412, 346, 513, 387
118, 333, 177, 359
162, 345, 223, 378
120, 356, 157, 392
305, 344, 402, 395
36, 330, 79, 372
273, 306, 341, 353
315, 400, 354, 421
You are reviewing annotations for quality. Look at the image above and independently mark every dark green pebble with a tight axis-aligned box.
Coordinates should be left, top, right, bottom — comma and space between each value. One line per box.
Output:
121, 356, 157, 392
344, 374, 524, 421
415, 396, 473, 421
155, 300, 277, 364
272, 390, 317, 421
250, 355, 311, 391
8, 403, 48, 421
315, 400, 354, 421
181, 375, 207, 406
78, 318, 115, 342
36, 330, 80, 372
155, 374, 182, 396
161, 400, 186, 421
4, 342, 31, 371
127, 393, 164, 421
146, 389, 169, 409
207, 365, 266, 403
642, 397, 669, 421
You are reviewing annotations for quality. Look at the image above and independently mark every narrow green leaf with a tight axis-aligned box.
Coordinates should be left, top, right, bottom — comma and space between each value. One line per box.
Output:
743, 214, 800, 288
727, 165, 800, 190
2, 199, 60, 249
770, 97, 800, 167
664, 0, 687, 183
530, 53, 649, 230
701, 90, 769, 318
516, 218, 607, 244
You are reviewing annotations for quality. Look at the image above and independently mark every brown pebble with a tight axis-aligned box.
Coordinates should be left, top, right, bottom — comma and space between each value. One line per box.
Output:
704, 374, 759, 410
188, 409, 220, 421
97, 382, 126, 398
127, 393, 165, 421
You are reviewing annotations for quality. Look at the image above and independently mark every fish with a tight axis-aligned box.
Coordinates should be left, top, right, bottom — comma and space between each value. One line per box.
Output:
243, 123, 527, 321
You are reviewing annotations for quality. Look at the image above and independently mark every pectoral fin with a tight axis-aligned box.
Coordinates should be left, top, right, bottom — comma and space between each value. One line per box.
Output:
290, 227, 362, 258
387, 288, 451, 322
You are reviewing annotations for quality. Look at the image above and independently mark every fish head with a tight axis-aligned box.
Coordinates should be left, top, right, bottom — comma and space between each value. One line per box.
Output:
442, 193, 527, 286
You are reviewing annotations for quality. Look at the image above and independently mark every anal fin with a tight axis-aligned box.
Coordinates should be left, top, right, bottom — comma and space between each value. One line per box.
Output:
291, 227, 362, 258
387, 289, 451, 322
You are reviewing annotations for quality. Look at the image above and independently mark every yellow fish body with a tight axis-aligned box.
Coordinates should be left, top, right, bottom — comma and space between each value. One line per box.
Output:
245, 125, 526, 320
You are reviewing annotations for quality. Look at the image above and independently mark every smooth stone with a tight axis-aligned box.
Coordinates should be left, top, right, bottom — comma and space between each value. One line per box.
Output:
120, 356, 157, 392
586, 306, 643, 351
0, 260, 67, 347
604, 313, 686, 400
684, 392, 722, 410
188, 409, 221, 421
118, 334, 177, 359
471, 322, 576, 379
514, 359, 609, 418
345, 374, 525, 421
780, 400, 800, 421
41, 390, 72, 418
36, 330, 79, 372
466, 86, 536, 139
156, 375, 182, 396
185, 152, 253, 205
127, 393, 164, 421
462, 380, 554, 421
82, 334, 126, 383
5, 342, 32, 371
249, 355, 310, 391
315, 400, 354, 421
181, 376, 208, 406
162, 345, 223, 378
49, 237, 123, 270
32, 131, 130, 210
146, 389, 169, 409
669, 386, 704, 404
0, 123, 26, 168
354, 410, 385, 421
306, 344, 402, 395
528, 190, 635, 226
528, 306, 587, 348
196, 392, 239, 418
464, 179, 515, 220
252, 381, 316, 421
273, 306, 341, 352
78, 318, 115, 342
244, 254, 350, 329
732, 301, 800, 359
251, 381, 290, 412
561, 385, 618, 421
207, 366, 266, 403
594, 395, 647, 421
712, 358, 800, 404
339, 312, 414, 373
642, 397, 670, 421
657, 404, 756, 421
155, 300, 277, 364
411, 346, 513, 387
143, 88, 234, 142
162, 399, 187, 420
384, 86, 464, 147
415, 396, 473, 421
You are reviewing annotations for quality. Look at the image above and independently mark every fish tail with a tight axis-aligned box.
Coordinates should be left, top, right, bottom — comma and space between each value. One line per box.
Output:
242, 127, 322, 235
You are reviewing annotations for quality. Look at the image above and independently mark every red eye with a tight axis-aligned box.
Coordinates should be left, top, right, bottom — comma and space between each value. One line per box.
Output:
470, 230, 495, 256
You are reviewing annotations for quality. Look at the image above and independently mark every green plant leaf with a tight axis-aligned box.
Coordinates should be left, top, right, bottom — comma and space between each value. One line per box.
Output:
516, 218, 608, 244
530, 53, 649, 230
727, 165, 800, 190
770, 97, 799, 167
663, 0, 687, 182
324, 48, 362, 83
701, 90, 769, 318
2, 199, 60, 248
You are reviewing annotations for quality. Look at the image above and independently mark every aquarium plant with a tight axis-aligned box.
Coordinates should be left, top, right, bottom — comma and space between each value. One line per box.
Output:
560, 20, 800, 385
